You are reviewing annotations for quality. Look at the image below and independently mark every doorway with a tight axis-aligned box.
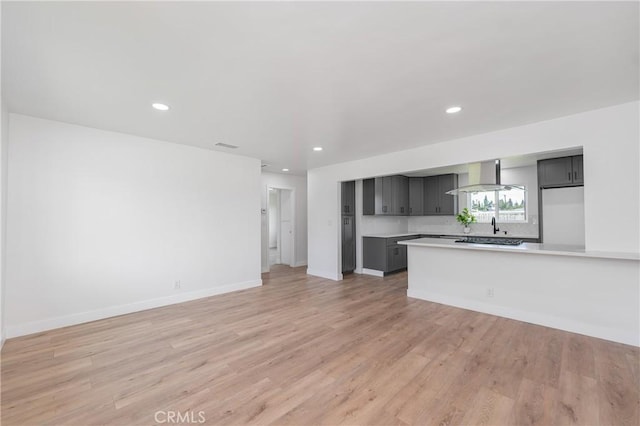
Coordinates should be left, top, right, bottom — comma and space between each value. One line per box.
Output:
266, 187, 295, 270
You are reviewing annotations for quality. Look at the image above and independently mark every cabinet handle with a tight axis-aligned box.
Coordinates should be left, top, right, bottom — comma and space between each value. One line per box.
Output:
383, 206, 387, 212
401, 207, 404, 213
568, 172, 571, 180
574, 171, 578, 180
409, 207, 412, 213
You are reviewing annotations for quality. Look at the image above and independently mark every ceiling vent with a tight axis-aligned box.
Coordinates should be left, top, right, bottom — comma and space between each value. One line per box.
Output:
215, 142, 238, 149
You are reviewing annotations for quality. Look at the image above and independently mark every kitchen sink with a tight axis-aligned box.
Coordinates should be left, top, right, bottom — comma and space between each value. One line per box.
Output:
455, 237, 524, 246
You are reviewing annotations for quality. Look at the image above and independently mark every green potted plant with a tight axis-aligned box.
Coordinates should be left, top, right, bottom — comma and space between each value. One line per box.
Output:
456, 208, 476, 234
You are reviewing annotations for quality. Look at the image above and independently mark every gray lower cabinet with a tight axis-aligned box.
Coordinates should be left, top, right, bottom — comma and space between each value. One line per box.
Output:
386, 245, 407, 272
424, 174, 458, 215
538, 155, 584, 187
408, 177, 424, 216
363, 236, 419, 274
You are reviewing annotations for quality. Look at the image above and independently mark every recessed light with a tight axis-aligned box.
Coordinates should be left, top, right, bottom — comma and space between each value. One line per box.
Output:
152, 103, 170, 111
446, 106, 462, 114
313, 147, 323, 152
282, 168, 289, 172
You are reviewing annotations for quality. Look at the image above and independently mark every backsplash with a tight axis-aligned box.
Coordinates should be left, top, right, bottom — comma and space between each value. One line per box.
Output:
407, 215, 539, 238
360, 215, 409, 236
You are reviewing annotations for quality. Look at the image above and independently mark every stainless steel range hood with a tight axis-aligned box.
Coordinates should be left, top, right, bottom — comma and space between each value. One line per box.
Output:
446, 160, 524, 195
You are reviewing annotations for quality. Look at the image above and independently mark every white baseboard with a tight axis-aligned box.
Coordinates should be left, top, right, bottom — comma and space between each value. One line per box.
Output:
407, 288, 639, 347
5, 279, 262, 339
362, 268, 384, 277
306, 268, 340, 281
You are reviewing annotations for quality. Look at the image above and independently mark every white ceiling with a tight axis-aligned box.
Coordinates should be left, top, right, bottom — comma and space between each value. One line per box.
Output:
3, 2, 638, 175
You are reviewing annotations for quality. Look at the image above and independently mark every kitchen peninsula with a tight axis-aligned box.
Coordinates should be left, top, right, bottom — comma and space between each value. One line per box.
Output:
400, 237, 640, 345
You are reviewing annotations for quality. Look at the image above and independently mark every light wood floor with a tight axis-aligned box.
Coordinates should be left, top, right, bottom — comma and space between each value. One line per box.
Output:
2, 266, 639, 425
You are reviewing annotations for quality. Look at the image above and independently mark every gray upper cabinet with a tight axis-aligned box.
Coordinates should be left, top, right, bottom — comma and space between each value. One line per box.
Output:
538, 157, 573, 187
408, 178, 424, 216
392, 176, 409, 215
423, 176, 440, 215
362, 178, 375, 215
424, 174, 458, 215
380, 177, 393, 214
363, 173, 457, 216
437, 174, 459, 215
538, 155, 583, 187
363, 176, 409, 216
341, 181, 355, 215
572, 155, 584, 185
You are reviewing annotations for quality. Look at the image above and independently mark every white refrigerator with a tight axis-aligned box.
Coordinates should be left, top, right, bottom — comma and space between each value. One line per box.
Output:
541, 186, 585, 246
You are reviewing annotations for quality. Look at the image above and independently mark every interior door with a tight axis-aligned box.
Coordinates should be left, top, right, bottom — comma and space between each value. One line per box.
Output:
279, 189, 294, 266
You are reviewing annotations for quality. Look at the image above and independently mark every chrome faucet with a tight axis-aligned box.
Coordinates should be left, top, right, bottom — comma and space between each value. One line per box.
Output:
491, 217, 500, 235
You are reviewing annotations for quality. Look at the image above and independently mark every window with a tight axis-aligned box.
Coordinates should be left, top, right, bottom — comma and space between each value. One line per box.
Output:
468, 187, 527, 223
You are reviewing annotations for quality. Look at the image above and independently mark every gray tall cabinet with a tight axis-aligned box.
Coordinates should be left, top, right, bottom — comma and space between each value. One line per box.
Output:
341, 181, 356, 274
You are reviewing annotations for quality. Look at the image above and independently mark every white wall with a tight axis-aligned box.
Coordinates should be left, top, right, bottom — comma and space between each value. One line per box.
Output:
0, 2, 6, 347
407, 245, 639, 346
0, 105, 7, 347
542, 187, 585, 246
261, 172, 307, 272
308, 101, 640, 280
5, 114, 262, 337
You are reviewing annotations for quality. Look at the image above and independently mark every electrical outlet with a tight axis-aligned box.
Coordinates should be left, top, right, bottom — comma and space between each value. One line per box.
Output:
486, 287, 494, 297
174, 280, 181, 290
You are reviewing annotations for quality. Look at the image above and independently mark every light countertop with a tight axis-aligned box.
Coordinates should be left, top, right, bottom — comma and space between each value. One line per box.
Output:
399, 237, 639, 261
362, 232, 538, 239
362, 233, 423, 238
